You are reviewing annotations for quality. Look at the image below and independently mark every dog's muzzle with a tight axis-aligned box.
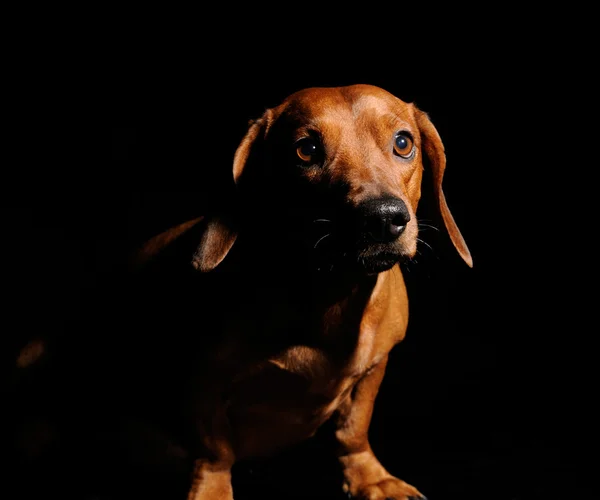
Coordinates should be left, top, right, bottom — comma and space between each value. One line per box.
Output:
349, 196, 412, 273
306, 196, 412, 275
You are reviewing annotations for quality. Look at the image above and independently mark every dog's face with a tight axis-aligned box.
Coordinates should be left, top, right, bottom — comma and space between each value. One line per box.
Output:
193, 85, 472, 274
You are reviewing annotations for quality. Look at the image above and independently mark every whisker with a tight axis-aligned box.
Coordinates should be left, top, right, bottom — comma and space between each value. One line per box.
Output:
313, 219, 332, 223
418, 223, 440, 232
416, 237, 434, 252
314, 233, 331, 249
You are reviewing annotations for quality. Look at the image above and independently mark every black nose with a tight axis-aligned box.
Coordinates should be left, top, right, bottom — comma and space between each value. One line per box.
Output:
359, 197, 411, 243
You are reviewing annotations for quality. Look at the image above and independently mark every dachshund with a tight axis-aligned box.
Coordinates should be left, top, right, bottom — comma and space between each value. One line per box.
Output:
12, 84, 472, 500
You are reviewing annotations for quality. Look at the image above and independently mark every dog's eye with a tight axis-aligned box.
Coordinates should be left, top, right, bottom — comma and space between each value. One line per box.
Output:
393, 133, 414, 158
295, 138, 321, 166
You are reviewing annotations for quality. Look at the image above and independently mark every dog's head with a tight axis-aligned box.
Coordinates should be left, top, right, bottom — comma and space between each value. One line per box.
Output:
193, 84, 472, 275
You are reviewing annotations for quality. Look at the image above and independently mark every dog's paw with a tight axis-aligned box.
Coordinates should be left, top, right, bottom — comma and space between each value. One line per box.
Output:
343, 477, 426, 500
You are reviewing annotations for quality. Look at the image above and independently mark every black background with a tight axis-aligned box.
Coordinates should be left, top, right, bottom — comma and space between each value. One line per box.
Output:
3, 24, 595, 500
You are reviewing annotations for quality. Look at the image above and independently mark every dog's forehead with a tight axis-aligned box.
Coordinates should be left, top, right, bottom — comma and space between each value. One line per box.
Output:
274, 85, 414, 127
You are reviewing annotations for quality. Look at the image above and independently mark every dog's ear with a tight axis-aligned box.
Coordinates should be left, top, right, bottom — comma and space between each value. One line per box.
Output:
129, 215, 236, 273
191, 110, 273, 272
416, 109, 473, 267
190, 214, 237, 272
232, 110, 273, 184
130, 217, 206, 271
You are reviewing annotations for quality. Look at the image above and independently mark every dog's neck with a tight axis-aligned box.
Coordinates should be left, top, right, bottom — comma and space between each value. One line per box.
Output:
209, 235, 387, 349
219, 232, 380, 302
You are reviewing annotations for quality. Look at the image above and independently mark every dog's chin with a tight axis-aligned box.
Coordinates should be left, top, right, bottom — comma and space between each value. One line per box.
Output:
357, 251, 402, 275
353, 238, 417, 275
308, 234, 416, 276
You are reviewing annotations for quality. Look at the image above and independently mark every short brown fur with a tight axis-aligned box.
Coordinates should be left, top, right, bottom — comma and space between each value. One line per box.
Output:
181, 84, 472, 498
14, 85, 471, 500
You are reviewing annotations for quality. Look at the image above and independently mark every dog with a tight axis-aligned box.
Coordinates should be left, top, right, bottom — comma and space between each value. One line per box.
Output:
12, 84, 472, 500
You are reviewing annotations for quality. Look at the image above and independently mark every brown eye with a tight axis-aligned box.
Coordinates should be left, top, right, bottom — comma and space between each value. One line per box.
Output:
296, 138, 320, 166
393, 132, 414, 158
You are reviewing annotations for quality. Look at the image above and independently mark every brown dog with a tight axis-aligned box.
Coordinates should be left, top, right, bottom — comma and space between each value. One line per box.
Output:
131, 84, 472, 499
12, 84, 471, 499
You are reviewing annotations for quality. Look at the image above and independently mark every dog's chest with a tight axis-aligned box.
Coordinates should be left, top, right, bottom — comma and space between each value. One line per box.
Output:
227, 338, 378, 459
219, 272, 402, 458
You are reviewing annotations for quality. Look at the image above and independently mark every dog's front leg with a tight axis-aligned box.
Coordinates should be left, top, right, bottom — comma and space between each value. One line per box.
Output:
333, 356, 426, 500
186, 394, 235, 500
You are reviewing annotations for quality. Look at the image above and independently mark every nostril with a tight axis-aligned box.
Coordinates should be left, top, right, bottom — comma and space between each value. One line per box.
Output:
386, 210, 410, 238
363, 215, 407, 242
392, 211, 411, 228
388, 222, 405, 238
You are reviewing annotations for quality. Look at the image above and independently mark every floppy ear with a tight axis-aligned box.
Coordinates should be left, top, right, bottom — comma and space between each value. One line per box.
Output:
190, 214, 237, 272
416, 109, 473, 267
190, 111, 273, 272
129, 214, 236, 273
232, 110, 273, 184
130, 217, 206, 271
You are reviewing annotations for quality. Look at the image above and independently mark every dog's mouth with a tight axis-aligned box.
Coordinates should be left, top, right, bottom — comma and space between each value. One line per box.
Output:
277, 197, 416, 275
300, 196, 416, 274
307, 225, 410, 275
354, 246, 405, 274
